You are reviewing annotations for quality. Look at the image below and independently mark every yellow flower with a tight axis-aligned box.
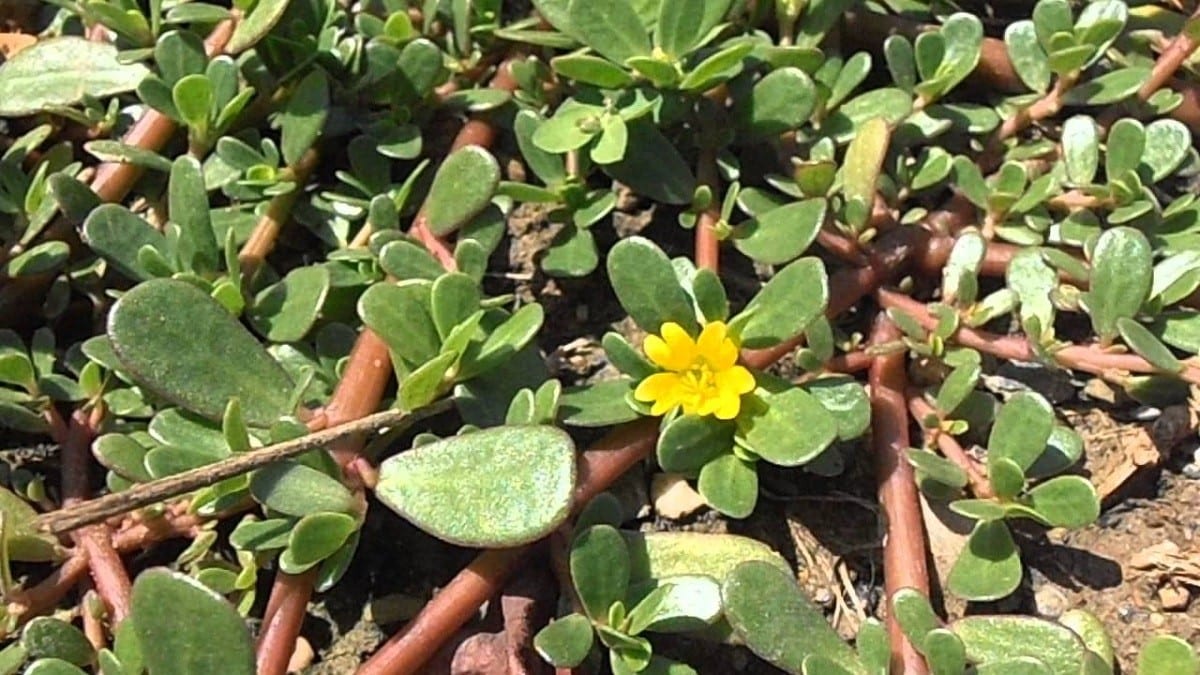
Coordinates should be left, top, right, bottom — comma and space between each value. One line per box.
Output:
633, 321, 756, 420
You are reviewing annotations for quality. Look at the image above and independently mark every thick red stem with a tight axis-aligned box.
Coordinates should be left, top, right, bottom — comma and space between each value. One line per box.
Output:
868, 315, 930, 675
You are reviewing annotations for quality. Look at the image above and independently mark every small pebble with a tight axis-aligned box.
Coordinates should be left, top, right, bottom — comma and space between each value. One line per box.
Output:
1034, 585, 1069, 619
369, 593, 425, 625
1150, 612, 1166, 627
287, 636, 314, 674
1158, 585, 1191, 611
1132, 405, 1162, 421
1082, 379, 1118, 404
651, 473, 706, 519
1184, 463, 1200, 480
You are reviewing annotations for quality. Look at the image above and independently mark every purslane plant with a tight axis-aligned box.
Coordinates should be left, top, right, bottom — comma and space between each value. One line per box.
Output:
0, 0, 1198, 673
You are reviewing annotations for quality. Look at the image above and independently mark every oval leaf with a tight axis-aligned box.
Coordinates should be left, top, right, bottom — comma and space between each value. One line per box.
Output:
107, 279, 295, 426
376, 425, 576, 547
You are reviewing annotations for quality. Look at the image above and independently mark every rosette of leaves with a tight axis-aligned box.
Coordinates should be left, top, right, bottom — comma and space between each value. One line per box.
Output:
558, 236, 869, 518
907, 385, 1100, 601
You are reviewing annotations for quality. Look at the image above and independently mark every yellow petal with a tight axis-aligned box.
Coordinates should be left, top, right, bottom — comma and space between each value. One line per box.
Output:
634, 372, 679, 402
713, 391, 742, 420
716, 366, 756, 396
645, 322, 696, 371
696, 321, 727, 358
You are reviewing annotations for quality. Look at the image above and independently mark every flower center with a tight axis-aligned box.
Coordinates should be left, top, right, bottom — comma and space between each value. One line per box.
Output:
677, 359, 719, 405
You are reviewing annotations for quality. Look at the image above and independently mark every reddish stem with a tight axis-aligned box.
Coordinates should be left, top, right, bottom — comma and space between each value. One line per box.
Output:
868, 315, 930, 675
255, 60, 523, 675
238, 148, 320, 281
255, 569, 318, 675
877, 289, 1200, 384
694, 150, 721, 272
88, 20, 234, 203
357, 419, 659, 675
906, 394, 993, 499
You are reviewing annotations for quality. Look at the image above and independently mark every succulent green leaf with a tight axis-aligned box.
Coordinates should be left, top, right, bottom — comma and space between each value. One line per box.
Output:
23, 659, 87, 675
571, 523, 631, 619
1137, 635, 1198, 675
1024, 475, 1099, 528
168, 156, 219, 273
723, 561, 865, 675
250, 461, 357, 517
534, 613, 594, 668
951, 615, 1089, 674
733, 198, 826, 265
82, 205, 170, 282
604, 120, 696, 205
697, 452, 758, 519
733, 257, 828, 349
658, 415, 735, 475
425, 146, 501, 236
227, 0, 291, 53
1005, 22, 1050, 93
608, 237, 698, 334
842, 117, 890, 229
989, 457, 1026, 500
1084, 226, 1153, 343
248, 265, 332, 343
737, 387, 838, 467
278, 68, 329, 167
552, 53, 635, 88
107, 279, 295, 426
358, 281, 440, 368
908, 448, 969, 493
946, 520, 1022, 601
568, 0, 651, 64
93, 434, 153, 483
543, 225, 600, 278
279, 512, 358, 572
130, 568, 255, 675
559, 379, 640, 427
1061, 115, 1099, 185
172, 74, 213, 133
1063, 67, 1152, 106
988, 391, 1054, 473
892, 587, 939, 647
379, 240, 444, 281
1118, 318, 1184, 374
1105, 118, 1145, 180
377, 426, 576, 547
626, 575, 722, 634
623, 530, 789, 583
21, 618, 92, 666
1142, 119, 1191, 183
735, 67, 816, 138
923, 629, 967, 675
655, 0, 704, 57
0, 38, 149, 116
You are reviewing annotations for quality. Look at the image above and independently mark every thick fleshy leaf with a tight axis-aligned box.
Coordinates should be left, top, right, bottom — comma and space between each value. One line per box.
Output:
461, 304, 545, 378
82, 205, 170, 282
0, 38, 149, 115
988, 391, 1054, 473
604, 120, 696, 205
130, 568, 255, 675
608, 237, 698, 334
279, 512, 358, 573
227, 0, 290, 53
908, 448, 968, 492
1105, 118, 1145, 179
23, 659, 86, 675
425, 146, 501, 236
989, 457, 1026, 500
93, 434, 153, 483
168, 156, 219, 273
21, 618, 92, 666
107, 279, 295, 426
697, 452, 758, 518
358, 281, 440, 368
1084, 226, 1153, 343
1062, 67, 1151, 106
379, 240, 444, 281
1005, 21, 1049, 93
735, 67, 816, 138
543, 225, 599, 278
737, 387, 838, 466
1024, 475, 1099, 528
249, 461, 357, 517
1118, 318, 1184, 374
1061, 115, 1099, 185
570, 523, 630, 619
1137, 635, 1198, 675
892, 587, 939, 647
249, 265, 331, 343
655, 0, 705, 57
534, 613, 594, 668
733, 198, 826, 265
733, 258, 828, 349
622, 530, 790, 583
626, 575, 722, 634
946, 520, 1022, 601
1059, 609, 1114, 669
924, 629, 968, 675
1143, 119, 1191, 182
658, 415, 736, 475
376, 425, 576, 547
279, 69, 328, 167
567, 0, 650, 64
820, 88, 913, 143
950, 615, 1088, 674
723, 561, 864, 674
552, 53, 635, 88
